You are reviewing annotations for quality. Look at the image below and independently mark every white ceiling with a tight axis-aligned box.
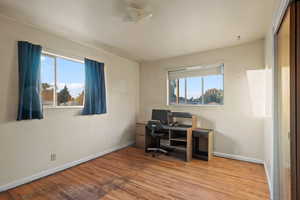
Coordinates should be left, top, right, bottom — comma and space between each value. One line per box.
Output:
0, 0, 275, 62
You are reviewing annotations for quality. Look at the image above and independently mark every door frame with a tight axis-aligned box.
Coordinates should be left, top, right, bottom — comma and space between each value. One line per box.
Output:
289, 2, 298, 200
273, 1, 299, 199
293, 1, 300, 199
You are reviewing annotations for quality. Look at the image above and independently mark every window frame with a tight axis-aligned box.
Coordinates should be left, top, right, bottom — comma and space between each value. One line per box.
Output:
41, 51, 85, 109
167, 64, 224, 107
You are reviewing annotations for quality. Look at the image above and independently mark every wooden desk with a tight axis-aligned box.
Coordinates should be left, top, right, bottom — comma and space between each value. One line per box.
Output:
135, 122, 146, 149
167, 126, 193, 162
192, 128, 214, 161
136, 114, 214, 162
144, 125, 193, 162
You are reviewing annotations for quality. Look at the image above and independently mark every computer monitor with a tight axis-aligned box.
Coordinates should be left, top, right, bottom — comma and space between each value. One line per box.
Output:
151, 109, 171, 125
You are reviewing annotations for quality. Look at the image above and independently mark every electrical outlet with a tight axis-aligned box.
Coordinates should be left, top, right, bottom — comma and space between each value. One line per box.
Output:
50, 153, 56, 161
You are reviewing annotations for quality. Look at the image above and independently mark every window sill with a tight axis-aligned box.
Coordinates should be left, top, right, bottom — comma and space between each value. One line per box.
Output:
167, 104, 224, 109
44, 106, 84, 110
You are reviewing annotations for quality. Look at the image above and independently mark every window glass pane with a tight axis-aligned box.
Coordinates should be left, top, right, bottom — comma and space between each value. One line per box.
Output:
169, 79, 177, 104
41, 55, 55, 106
187, 77, 203, 104
57, 58, 85, 106
178, 78, 186, 104
168, 65, 224, 105
203, 74, 224, 105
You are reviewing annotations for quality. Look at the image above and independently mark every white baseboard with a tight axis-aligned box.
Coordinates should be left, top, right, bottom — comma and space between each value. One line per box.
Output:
0, 141, 134, 192
213, 152, 264, 164
264, 162, 273, 200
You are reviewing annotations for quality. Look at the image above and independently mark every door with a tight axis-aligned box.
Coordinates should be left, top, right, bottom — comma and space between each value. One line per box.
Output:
276, 2, 300, 200
276, 6, 291, 200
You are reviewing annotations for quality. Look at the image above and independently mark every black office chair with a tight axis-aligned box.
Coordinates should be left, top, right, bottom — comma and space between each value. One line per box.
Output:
146, 120, 168, 157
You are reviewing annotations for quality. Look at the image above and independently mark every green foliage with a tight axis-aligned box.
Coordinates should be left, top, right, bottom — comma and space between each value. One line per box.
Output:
41, 83, 51, 90
57, 85, 72, 105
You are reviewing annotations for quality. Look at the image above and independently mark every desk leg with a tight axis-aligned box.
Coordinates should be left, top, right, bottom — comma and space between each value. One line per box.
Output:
186, 128, 192, 162
208, 131, 214, 160
145, 127, 152, 153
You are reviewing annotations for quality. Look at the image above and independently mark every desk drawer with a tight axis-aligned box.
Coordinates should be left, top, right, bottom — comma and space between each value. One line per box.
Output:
135, 135, 145, 149
136, 125, 145, 136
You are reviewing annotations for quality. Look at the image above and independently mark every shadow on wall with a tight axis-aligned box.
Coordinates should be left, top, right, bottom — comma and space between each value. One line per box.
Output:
118, 122, 136, 146
196, 116, 214, 129
214, 130, 236, 154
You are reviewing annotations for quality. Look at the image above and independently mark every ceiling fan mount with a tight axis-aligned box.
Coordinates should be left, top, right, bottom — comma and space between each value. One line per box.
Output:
124, 0, 153, 23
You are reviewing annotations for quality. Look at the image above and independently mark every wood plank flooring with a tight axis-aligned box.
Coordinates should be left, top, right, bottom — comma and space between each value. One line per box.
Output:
0, 147, 269, 200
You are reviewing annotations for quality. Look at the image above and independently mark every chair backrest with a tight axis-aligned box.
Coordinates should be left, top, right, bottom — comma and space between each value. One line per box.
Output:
146, 120, 163, 137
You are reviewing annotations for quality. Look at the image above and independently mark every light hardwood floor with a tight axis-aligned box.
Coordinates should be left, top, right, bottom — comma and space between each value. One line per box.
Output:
0, 147, 269, 200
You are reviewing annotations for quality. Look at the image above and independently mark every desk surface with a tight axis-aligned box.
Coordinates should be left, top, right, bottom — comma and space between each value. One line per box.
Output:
138, 122, 212, 133
162, 125, 191, 131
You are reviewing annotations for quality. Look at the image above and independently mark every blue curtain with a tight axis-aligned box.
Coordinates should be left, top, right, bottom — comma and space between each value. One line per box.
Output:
82, 58, 107, 115
17, 41, 43, 120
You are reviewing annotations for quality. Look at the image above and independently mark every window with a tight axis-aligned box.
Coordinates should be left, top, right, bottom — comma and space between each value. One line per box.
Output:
168, 64, 224, 105
41, 53, 85, 107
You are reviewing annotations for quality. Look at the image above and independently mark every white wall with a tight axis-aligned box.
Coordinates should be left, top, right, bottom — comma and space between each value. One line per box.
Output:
139, 40, 265, 161
0, 16, 139, 187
